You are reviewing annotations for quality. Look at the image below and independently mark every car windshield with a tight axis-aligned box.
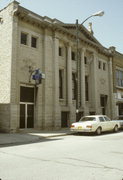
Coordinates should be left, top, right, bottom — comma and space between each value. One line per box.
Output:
79, 117, 96, 122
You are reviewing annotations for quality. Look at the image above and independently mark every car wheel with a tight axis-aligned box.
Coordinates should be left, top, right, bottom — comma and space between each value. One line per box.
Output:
96, 127, 102, 135
114, 125, 118, 132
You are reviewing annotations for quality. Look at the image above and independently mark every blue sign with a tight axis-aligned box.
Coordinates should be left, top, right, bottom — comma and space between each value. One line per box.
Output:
32, 69, 42, 84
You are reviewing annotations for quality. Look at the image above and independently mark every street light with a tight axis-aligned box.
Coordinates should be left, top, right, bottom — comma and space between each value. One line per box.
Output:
81, 11, 104, 25
76, 11, 104, 116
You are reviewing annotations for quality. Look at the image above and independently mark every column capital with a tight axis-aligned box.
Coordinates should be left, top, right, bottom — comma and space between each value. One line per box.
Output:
64, 41, 73, 47
81, 47, 86, 53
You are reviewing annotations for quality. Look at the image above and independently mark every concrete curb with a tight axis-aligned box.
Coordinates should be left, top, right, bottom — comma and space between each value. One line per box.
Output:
0, 131, 73, 146
38, 132, 73, 138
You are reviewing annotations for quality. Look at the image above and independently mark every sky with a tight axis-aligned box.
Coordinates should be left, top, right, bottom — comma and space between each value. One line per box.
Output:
0, 0, 123, 54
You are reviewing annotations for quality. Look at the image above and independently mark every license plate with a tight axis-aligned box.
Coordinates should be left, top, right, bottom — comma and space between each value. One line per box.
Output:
78, 126, 82, 129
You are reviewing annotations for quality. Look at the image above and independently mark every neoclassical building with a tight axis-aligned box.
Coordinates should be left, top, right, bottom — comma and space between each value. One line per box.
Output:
0, 1, 122, 132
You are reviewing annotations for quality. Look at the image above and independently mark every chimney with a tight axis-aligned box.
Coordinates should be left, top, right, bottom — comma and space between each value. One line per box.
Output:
88, 22, 94, 35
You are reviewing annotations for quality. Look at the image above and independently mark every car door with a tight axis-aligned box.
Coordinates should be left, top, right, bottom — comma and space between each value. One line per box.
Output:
104, 116, 114, 130
98, 116, 107, 131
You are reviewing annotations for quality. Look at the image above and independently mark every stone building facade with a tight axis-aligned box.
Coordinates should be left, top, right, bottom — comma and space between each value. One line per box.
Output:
110, 47, 123, 119
0, 1, 122, 132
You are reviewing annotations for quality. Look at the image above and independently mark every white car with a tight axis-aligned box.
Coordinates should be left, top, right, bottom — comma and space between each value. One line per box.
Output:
70, 115, 120, 135
113, 119, 123, 129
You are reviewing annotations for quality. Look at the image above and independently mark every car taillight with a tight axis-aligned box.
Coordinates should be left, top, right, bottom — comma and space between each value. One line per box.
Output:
86, 125, 92, 128
71, 125, 75, 128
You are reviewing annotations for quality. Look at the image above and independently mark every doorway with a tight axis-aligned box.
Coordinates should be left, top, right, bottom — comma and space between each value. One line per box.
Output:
100, 95, 108, 115
20, 103, 34, 128
61, 112, 69, 128
20, 86, 34, 129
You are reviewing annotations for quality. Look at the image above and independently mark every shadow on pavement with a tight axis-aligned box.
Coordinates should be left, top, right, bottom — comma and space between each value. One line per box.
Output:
0, 133, 63, 148
72, 130, 123, 137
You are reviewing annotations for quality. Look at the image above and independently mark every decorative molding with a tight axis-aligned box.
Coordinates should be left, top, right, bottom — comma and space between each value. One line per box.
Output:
100, 78, 106, 85
21, 58, 36, 71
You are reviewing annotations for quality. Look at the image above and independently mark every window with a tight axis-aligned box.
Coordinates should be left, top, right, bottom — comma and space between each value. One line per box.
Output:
116, 70, 123, 87
31, 36, 37, 48
118, 103, 123, 117
59, 70, 64, 99
104, 116, 111, 121
20, 86, 34, 103
21, 32, 28, 45
98, 61, 101, 69
71, 51, 75, 60
89, 112, 95, 115
100, 95, 107, 115
85, 76, 89, 101
99, 117, 105, 122
59, 47, 62, 56
103, 63, 106, 70
72, 73, 76, 100
80, 117, 96, 122
84, 56, 87, 64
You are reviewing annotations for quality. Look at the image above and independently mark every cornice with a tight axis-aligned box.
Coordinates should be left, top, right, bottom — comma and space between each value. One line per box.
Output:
13, 5, 111, 56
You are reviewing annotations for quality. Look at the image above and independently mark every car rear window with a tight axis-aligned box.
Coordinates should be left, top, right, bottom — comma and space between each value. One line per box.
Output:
79, 117, 96, 122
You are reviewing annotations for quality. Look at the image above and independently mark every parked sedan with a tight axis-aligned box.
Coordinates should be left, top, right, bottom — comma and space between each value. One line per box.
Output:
70, 115, 120, 135
113, 119, 123, 129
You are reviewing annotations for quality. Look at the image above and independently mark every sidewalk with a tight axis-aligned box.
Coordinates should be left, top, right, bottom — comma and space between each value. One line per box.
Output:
0, 129, 72, 146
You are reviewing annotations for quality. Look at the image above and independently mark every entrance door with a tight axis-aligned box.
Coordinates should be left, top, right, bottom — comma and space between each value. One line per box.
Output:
27, 104, 34, 128
20, 104, 25, 128
61, 112, 69, 128
20, 86, 34, 129
100, 95, 108, 115
20, 103, 34, 128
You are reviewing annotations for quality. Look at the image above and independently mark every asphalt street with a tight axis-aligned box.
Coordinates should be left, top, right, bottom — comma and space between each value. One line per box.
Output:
0, 131, 123, 180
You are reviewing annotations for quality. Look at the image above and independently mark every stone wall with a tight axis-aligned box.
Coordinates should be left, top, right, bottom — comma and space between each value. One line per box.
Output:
0, 104, 10, 132
0, 2, 19, 132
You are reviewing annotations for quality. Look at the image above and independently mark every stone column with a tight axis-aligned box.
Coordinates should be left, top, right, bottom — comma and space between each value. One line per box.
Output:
92, 53, 98, 113
80, 48, 86, 110
41, 29, 47, 129
66, 44, 76, 125
67, 44, 72, 107
108, 57, 115, 118
52, 34, 61, 128
42, 29, 55, 129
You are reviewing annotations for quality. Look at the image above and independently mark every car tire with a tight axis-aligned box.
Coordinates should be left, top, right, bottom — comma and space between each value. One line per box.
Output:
96, 127, 102, 135
114, 125, 118, 132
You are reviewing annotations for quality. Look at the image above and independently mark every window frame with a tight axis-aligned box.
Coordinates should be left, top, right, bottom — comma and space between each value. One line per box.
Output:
85, 76, 89, 101
59, 69, 64, 99
21, 32, 28, 45
103, 62, 106, 71
59, 47, 63, 56
116, 70, 123, 87
72, 73, 76, 100
31, 36, 37, 48
98, 60, 102, 69
84, 56, 87, 64
71, 51, 76, 61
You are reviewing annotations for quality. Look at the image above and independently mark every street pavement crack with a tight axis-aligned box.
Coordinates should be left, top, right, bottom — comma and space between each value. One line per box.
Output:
65, 157, 123, 172
0, 150, 123, 172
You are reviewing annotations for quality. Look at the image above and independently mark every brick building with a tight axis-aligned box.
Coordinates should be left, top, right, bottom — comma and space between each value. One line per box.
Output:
0, 1, 122, 132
